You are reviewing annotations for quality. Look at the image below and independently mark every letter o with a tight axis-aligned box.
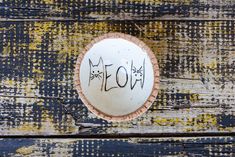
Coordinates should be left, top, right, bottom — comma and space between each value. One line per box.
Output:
116, 66, 128, 88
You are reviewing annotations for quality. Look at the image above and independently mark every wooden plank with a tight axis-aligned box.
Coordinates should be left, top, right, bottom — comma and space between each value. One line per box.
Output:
0, 0, 235, 21
0, 136, 234, 156
0, 21, 234, 135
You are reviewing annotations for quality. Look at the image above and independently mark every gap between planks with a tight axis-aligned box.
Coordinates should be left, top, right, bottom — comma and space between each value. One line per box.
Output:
0, 132, 234, 139
0, 18, 235, 22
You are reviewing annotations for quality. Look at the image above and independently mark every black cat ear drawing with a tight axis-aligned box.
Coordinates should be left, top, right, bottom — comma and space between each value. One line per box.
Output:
97, 57, 103, 65
89, 59, 93, 66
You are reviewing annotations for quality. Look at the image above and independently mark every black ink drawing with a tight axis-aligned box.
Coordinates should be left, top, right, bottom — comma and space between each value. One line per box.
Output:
88, 57, 104, 91
116, 66, 128, 88
131, 59, 145, 90
88, 57, 145, 91
104, 64, 118, 91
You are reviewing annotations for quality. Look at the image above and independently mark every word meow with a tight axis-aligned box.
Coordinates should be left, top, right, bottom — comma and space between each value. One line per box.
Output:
88, 57, 145, 92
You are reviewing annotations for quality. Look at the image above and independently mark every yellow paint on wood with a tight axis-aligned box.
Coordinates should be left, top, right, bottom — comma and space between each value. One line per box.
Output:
43, 0, 54, 4
2, 78, 15, 87
53, 22, 110, 63
2, 44, 10, 56
16, 146, 34, 155
0, 25, 15, 31
29, 22, 54, 50
153, 113, 217, 131
190, 93, 200, 103
206, 60, 217, 69
118, 0, 192, 5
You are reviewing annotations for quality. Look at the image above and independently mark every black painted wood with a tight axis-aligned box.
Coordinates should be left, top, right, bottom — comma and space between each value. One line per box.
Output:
0, 0, 234, 155
0, 136, 234, 156
0, 0, 235, 20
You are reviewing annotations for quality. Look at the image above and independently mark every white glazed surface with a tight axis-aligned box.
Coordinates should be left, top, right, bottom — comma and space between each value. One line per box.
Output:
80, 38, 154, 116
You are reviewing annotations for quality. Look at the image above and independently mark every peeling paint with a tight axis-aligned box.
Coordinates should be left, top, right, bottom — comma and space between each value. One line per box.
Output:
0, 18, 234, 135
0, 137, 234, 156
16, 146, 34, 156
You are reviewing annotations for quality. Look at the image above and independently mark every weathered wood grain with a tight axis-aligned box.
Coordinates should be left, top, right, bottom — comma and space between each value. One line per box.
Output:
0, 20, 234, 135
0, 0, 235, 21
0, 136, 234, 156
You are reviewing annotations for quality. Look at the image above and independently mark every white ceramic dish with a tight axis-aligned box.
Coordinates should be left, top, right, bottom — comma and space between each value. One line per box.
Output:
74, 33, 159, 121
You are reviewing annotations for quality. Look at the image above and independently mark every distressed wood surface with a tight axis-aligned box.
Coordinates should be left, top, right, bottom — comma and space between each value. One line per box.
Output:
0, 20, 234, 135
0, 136, 234, 156
0, 0, 235, 137
0, 1, 234, 156
0, 0, 235, 20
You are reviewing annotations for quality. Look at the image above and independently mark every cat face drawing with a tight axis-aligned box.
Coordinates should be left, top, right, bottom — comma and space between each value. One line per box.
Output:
88, 57, 104, 90
131, 59, 145, 90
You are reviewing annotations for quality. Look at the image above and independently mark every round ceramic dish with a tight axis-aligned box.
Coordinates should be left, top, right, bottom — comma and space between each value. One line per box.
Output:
74, 33, 159, 121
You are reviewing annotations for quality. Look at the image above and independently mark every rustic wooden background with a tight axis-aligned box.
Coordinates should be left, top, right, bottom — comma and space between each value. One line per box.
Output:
0, 0, 234, 156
